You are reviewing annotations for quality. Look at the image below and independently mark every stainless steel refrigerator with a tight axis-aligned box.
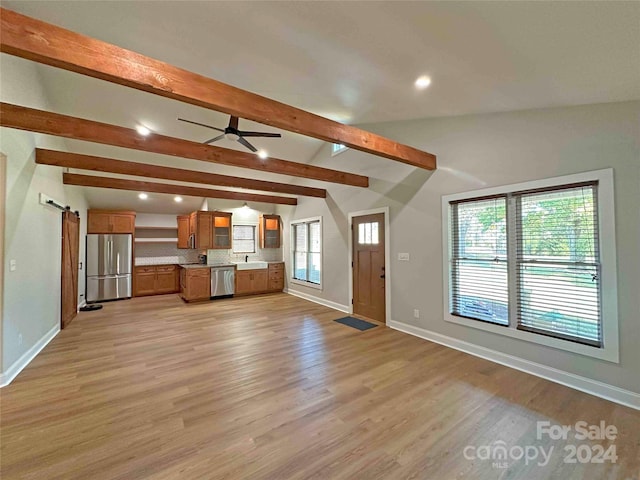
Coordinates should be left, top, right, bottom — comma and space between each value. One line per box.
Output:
86, 234, 132, 302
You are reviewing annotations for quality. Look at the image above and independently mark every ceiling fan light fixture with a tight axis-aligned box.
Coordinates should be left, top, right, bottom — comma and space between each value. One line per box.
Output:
225, 132, 240, 141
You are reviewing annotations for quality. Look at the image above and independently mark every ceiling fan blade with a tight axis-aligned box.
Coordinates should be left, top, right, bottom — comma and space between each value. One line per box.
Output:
237, 136, 257, 152
237, 131, 282, 138
204, 134, 226, 144
229, 116, 239, 130
178, 117, 224, 132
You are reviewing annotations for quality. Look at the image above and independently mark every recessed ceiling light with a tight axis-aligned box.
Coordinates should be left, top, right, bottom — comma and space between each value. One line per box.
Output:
174, 196, 183, 203
414, 75, 431, 89
257, 150, 268, 160
136, 125, 151, 136
138, 193, 148, 200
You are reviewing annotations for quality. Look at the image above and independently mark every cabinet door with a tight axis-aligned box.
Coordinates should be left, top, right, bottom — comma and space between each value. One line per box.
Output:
260, 215, 281, 248
253, 270, 268, 292
235, 271, 253, 294
134, 267, 157, 296
187, 275, 210, 300
156, 271, 178, 293
212, 213, 232, 249
177, 216, 190, 249
110, 214, 135, 233
196, 212, 213, 250
87, 213, 111, 233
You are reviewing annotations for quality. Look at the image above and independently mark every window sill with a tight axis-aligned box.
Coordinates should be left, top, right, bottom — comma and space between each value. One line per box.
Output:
444, 313, 619, 363
290, 278, 322, 290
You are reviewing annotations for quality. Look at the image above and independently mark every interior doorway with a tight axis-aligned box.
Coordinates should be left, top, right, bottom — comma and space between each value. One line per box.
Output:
61, 210, 80, 329
351, 211, 387, 323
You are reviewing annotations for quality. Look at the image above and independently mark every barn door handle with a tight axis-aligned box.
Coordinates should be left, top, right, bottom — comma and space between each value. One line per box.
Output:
380, 274, 385, 279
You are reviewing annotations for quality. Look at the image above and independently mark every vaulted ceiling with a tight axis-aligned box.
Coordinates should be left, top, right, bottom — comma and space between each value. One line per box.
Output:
2, 1, 639, 212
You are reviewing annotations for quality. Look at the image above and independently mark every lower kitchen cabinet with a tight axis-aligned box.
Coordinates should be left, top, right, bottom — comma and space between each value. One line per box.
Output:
268, 262, 285, 291
236, 263, 284, 295
134, 265, 179, 296
235, 270, 268, 295
180, 267, 211, 302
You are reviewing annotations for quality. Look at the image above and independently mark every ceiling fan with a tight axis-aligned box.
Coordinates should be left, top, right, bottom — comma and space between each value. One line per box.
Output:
178, 115, 281, 153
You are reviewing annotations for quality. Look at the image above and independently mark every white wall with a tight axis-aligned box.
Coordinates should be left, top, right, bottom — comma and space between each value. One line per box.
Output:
0, 54, 88, 380
281, 101, 640, 395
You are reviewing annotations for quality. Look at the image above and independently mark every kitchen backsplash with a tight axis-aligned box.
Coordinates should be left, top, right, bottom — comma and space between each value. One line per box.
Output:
207, 247, 283, 264
135, 243, 283, 266
135, 243, 199, 266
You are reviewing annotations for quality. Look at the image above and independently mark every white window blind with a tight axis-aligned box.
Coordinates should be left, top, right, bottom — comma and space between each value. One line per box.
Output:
232, 225, 256, 253
450, 196, 509, 325
515, 183, 601, 346
292, 219, 321, 285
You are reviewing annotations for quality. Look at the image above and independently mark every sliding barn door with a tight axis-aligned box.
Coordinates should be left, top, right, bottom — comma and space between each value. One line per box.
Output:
61, 211, 80, 328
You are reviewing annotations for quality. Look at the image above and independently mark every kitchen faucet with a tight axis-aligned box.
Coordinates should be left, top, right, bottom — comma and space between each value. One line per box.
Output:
245, 255, 249, 262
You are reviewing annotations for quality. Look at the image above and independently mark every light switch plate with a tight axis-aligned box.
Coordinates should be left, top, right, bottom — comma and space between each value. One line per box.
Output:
9, 259, 16, 272
398, 253, 410, 261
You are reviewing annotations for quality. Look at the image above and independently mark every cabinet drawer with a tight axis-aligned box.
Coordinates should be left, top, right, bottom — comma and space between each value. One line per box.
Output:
136, 266, 156, 274
156, 265, 177, 272
269, 272, 284, 281
268, 263, 284, 271
186, 268, 210, 277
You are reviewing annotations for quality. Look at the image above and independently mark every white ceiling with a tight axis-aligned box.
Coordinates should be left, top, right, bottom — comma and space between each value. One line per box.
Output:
3, 1, 640, 211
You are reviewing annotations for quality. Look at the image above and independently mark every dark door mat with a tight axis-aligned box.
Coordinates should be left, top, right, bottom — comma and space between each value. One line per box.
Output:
80, 304, 103, 312
334, 316, 378, 331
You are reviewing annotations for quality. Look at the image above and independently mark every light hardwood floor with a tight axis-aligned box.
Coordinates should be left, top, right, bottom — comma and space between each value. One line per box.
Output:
1, 294, 638, 479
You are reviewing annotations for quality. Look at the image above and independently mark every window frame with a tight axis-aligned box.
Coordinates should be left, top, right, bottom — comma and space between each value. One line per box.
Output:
331, 143, 348, 156
442, 169, 619, 363
231, 224, 257, 254
290, 216, 323, 290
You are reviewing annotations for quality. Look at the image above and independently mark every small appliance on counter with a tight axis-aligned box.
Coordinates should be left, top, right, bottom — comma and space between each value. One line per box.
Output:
198, 254, 208, 264
86, 234, 133, 303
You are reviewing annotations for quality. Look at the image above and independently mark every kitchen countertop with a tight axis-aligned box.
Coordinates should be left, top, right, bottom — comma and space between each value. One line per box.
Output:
178, 261, 284, 269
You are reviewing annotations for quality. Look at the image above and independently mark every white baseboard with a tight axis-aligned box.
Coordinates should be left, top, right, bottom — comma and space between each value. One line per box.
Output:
388, 320, 640, 411
0, 324, 60, 388
285, 288, 350, 313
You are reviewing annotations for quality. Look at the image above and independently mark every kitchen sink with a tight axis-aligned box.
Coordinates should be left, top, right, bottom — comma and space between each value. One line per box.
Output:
234, 261, 268, 270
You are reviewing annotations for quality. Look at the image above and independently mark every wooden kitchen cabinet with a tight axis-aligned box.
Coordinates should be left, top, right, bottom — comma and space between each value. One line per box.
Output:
260, 214, 281, 248
134, 265, 179, 297
212, 212, 232, 249
180, 267, 211, 302
235, 269, 269, 295
177, 215, 190, 249
88, 210, 136, 234
178, 211, 231, 249
267, 262, 285, 291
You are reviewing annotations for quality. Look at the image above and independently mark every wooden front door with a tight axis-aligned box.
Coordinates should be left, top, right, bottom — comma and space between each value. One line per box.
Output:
61, 211, 80, 329
352, 213, 386, 323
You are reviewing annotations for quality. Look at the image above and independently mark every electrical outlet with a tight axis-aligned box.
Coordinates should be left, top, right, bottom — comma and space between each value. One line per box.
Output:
9, 259, 16, 272
18, 333, 23, 346
398, 253, 410, 261
413, 309, 420, 318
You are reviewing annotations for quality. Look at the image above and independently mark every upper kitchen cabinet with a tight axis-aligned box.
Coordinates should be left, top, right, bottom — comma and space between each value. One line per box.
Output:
177, 215, 190, 249
260, 214, 282, 249
177, 211, 232, 249
211, 212, 232, 249
88, 210, 136, 234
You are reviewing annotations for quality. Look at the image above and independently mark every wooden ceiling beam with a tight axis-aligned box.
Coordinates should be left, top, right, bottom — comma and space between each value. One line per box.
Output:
0, 8, 436, 170
0, 103, 368, 187
63, 173, 298, 206
37, 148, 326, 198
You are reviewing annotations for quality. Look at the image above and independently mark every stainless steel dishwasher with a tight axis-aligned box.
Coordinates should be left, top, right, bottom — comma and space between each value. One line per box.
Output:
210, 266, 235, 298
